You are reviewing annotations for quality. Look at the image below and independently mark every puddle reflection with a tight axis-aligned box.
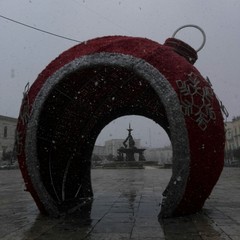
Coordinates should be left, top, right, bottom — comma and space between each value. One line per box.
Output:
22, 201, 94, 240
9, 196, 228, 240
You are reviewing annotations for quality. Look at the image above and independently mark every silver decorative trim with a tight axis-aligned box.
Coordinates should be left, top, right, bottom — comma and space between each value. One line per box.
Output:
172, 24, 206, 52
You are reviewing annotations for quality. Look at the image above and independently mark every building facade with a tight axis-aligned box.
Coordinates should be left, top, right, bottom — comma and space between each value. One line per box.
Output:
0, 115, 17, 163
144, 146, 172, 164
225, 116, 240, 162
93, 145, 106, 157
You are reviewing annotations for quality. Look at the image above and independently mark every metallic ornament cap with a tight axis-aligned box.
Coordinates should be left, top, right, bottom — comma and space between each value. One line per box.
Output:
164, 38, 198, 64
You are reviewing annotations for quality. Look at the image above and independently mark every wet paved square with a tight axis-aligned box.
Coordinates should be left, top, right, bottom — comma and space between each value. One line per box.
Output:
0, 167, 239, 239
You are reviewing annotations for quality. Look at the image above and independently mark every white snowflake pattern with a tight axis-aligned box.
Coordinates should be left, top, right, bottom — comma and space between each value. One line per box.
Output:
176, 72, 216, 131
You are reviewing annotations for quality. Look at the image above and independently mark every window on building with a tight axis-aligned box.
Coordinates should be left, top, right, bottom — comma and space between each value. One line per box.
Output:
4, 126, 8, 138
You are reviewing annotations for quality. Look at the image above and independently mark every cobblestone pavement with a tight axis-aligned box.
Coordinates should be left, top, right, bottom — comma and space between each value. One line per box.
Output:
0, 167, 239, 240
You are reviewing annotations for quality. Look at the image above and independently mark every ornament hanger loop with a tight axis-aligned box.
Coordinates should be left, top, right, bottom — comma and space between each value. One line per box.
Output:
172, 24, 206, 52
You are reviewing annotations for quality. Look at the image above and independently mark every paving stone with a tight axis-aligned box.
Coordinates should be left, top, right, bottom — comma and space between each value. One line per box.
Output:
85, 233, 130, 240
164, 234, 202, 240
131, 226, 164, 238
0, 168, 240, 239
134, 217, 161, 227
92, 222, 133, 234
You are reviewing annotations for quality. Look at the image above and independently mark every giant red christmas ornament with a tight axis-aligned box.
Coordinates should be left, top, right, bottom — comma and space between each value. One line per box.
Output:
16, 25, 226, 218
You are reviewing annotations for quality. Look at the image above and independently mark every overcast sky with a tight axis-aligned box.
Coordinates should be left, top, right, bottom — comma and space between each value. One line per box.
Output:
0, 0, 240, 147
